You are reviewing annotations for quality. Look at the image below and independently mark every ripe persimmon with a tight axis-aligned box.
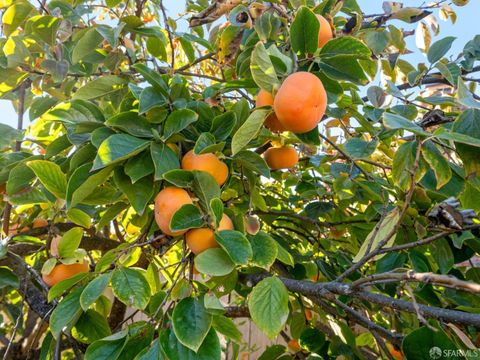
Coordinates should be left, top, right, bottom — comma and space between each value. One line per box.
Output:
42, 261, 89, 287
185, 214, 234, 255
273, 72, 327, 133
263, 146, 299, 170
154, 187, 193, 236
287, 339, 301, 352
316, 14, 333, 48
181, 150, 229, 186
256, 89, 286, 133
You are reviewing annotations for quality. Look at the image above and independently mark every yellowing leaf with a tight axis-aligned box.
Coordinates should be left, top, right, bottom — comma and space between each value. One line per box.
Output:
353, 207, 400, 262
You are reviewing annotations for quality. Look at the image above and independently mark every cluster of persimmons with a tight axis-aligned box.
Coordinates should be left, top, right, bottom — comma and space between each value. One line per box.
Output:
24, 15, 334, 290
257, 14, 331, 171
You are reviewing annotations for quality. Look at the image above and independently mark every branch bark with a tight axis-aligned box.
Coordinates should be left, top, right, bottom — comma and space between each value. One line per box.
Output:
243, 273, 480, 329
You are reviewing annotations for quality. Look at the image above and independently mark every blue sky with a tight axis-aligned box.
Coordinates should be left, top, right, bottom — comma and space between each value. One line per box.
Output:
1, 1, 477, 128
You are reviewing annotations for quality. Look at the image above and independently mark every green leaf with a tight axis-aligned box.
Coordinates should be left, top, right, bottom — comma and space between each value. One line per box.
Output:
211, 112, 237, 141
80, 273, 112, 311
98, 202, 128, 228
194, 248, 235, 276
353, 208, 400, 262
193, 133, 217, 154
250, 42, 279, 93
319, 55, 371, 84
58, 227, 84, 258
70, 166, 113, 207
0, 267, 19, 289
364, 30, 389, 55
43, 100, 104, 125
248, 232, 278, 269
73, 76, 128, 100
48, 271, 89, 302
163, 169, 194, 187
402, 327, 461, 360
92, 134, 150, 170
179, 37, 195, 63
106, 0, 122, 6
0, 123, 22, 149
139, 86, 168, 114
27, 160, 67, 199
73, 309, 111, 344
172, 297, 213, 352
248, 277, 289, 339
26, 15, 61, 45
457, 78, 480, 109
113, 169, 153, 215
434, 127, 480, 147
160, 328, 221, 360
421, 140, 452, 189
451, 108, 480, 176
72, 28, 104, 64
192, 171, 221, 212
50, 286, 84, 339
146, 36, 167, 61
67, 208, 92, 228
258, 345, 286, 360
276, 244, 294, 266
105, 111, 154, 138
203, 293, 224, 315
209, 198, 224, 227
132, 63, 169, 98
231, 109, 269, 155
392, 141, 426, 191
212, 315, 242, 343
214, 230, 252, 265
427, 36, 456, 63
290, 6, 319, 54
85, 330, 128, 360
431, 238, 454, 274
125, 151, 154, 183
134, 338, 165, 360
162, 109, 199, 140
343, 138, 377, 159
319, 36, 371, 59
111, 267, 151, 310
234, 151, 270, 177
170, 204, 204, 232
7, 163, 34, 196
150, 143, 180, 180
383, 112, 429, 135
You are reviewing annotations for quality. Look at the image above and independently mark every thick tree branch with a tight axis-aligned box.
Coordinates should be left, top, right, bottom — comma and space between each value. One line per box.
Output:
351, 270, 480, 294
243, 273, 480, 329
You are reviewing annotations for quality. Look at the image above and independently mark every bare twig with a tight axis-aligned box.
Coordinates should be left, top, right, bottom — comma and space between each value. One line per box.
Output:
159, 0, 175, 69
352, 270, 480, 294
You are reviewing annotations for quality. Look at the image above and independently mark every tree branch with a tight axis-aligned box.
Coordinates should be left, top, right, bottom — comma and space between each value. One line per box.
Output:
351, 270, 480, 294
243, 273, 480, 329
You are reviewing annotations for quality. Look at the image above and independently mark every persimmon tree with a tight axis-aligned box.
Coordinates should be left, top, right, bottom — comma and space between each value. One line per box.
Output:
2, 0, 480, 359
